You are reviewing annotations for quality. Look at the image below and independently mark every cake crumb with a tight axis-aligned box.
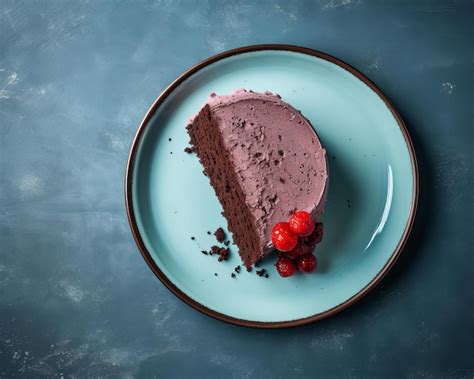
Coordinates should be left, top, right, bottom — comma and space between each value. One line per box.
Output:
168, 138, 172, 141
184, 146, 196, 154
201, 250, 208, 255
214, 227, 226, 243
234, 265, 241, 274
256, 269, 268, 277
191, 236, 195, 240
217, 248, 230, 262
210, 245, 220, 255
207, 231, 211, 235
214, 273, 218, 276
224, 241, 230, 246
231, 273, 236, 278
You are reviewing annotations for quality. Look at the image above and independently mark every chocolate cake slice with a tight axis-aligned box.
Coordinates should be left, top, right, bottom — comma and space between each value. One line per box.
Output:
187, 90, 328, 269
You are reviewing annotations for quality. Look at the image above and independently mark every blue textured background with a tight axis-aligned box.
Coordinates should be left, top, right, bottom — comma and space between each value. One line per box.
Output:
1, 1, 473, 377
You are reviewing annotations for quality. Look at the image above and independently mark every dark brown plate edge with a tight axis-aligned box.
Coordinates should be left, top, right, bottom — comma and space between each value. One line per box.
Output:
124, 44, 419, 329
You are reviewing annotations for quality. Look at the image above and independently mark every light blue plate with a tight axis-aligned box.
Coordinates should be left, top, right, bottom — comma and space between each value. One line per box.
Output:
126, 45, 418, 327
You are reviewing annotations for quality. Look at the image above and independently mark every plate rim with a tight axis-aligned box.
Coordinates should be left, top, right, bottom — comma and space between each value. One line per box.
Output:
125, 44, 419, 328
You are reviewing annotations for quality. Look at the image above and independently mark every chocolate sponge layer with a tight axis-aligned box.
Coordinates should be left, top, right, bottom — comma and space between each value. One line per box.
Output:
187, 105, 261, 269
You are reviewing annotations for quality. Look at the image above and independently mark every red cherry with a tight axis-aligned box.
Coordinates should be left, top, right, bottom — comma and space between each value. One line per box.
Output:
271, 222, 298, 252
275, 256, 297, 278
285, 240, 313, 260
304, 222, 324, 246
289, 211, 315, 237
297, 254, 317, 273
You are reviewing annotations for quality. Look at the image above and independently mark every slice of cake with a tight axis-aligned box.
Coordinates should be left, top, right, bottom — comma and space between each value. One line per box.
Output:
187, 90, 328, 269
